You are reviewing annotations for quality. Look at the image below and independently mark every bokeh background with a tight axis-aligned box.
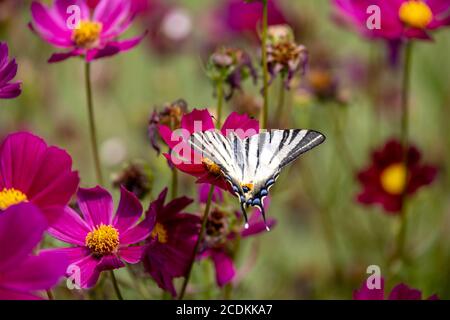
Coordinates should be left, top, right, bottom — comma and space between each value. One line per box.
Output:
1, 0, 450, 299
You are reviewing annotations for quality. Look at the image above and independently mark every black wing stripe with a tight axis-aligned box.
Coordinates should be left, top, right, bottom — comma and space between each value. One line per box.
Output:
279, 131, 325, 168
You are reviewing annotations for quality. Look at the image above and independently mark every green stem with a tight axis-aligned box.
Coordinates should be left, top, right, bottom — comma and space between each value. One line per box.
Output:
178, 185, 214, 300
46, 289, 54, 300
84, 62, 103, 185
216, 80, 224, 127
260, 0, 269, 129
275, 75, 286, 126
171, 169, 178, 200
110, 270, 123, 300
394, 42, 413, 262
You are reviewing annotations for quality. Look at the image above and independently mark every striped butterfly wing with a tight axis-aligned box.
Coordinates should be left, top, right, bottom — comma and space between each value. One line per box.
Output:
241, 129, 325, 228
188, 130, 244, 186
188, 129, 326, 229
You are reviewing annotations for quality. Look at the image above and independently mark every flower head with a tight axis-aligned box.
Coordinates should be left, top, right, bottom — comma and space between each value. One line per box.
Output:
47, 186, 153, 288
30, 0, 145, 63
142, 188, 201, 297
112, 161, 152, 200
0, 132, 79, 224
354, 277, 438, 300
208, 47, 257, 100
0, 203, 68, 300
158, 109, 259, 192
356, 139, 437, 213
0, 42, 21, 99
266, 26, 308, 89
148, 99, 189, 154
333, 0, 450, 41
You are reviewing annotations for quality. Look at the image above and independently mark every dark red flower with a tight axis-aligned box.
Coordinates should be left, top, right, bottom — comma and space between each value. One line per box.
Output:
158, 109, 259, 192
356, 139, 437, 213
354, 277, 439, 300
142, 188, 201, 297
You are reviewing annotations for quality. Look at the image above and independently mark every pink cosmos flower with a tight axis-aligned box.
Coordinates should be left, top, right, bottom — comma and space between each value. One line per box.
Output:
47, 186, 153, 288
354, 277, 439, 300
0, 42, 21, 99
158, 109, 259, 192
0, 203, 68, 300
207, 0, 287, 41
30, 0, 145, 63
198, 184, 224, 204
142, 188, 201, 297
0, 132, 79, 224
333, 0, 450, 40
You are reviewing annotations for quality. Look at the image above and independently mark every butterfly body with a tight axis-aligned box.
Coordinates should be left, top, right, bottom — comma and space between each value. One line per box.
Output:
188, 129, 325, 230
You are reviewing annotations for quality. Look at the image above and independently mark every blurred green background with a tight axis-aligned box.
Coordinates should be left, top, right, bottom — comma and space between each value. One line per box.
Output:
1, 0, 450, 299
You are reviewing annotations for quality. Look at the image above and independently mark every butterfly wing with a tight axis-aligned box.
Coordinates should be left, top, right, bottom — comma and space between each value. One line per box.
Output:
188, 129, 326, 230
242, 129, 326, 228
188, 130, 244, 187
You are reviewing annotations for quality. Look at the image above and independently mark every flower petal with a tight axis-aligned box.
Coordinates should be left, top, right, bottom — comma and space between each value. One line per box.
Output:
77, 186, 114, 228
211, 249, 235, 287
221, 112, 259, 138
48, 206, 90, 246
0, 203, 46, 273
119, 246, 145, 264
113, 186, 143, 234
0, 250, 68, 292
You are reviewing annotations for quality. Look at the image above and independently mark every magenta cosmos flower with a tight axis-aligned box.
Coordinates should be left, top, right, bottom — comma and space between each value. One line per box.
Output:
158, 109, 259, 192
0, 203, 68, 300
142, 188, 200, 297
198, 195, 276, 287
30, 0, 145, 63
354, 277, 438, 300
0, 42, 21, 99
0, 132, 79, 224
334, 0, 450, 40
47, 186, 153, 288
209, 0, 287, 40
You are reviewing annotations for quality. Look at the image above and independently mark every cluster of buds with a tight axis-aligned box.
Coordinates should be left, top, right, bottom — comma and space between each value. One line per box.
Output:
207, 47, 258, 100
148, 99, 188, 154
266, 24, 308, 89
112, 161, 153, 200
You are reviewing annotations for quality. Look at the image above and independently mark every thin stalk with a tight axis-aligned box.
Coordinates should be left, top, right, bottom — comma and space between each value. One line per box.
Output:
260, 0, 269, 129
394, 42, 413, 262
171, 169, 178, 200
84, 62, 103, 185
216, 80, 224, 127
275, 75, 286, 126
46, 289, 54, 300
178, 185, 214, 300
110, 270, 123, 300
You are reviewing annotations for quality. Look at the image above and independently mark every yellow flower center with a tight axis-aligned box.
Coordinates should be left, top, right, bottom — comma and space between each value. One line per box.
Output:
0, 188, 28, 210
72, 20, 102, 48
399, 1, 433, 29
151, 222, 168, 244
380, 163, 408, 195
85, 224, 120, 256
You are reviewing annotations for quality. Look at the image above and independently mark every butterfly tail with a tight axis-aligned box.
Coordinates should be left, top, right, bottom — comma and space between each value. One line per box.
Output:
260, 205, 270, 232
241, 203, 249, 229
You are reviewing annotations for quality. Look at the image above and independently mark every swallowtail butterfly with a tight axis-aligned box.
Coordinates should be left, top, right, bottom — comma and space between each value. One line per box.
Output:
189, 129, 325, 230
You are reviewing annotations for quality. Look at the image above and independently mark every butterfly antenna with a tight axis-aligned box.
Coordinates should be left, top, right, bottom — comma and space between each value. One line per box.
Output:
241, 203, 249, 229
260, 205, 270, 232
